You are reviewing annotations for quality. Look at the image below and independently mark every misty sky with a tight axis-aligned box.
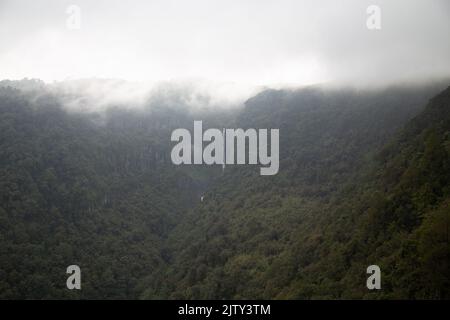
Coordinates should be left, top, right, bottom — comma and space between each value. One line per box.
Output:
0, 0, 449, 87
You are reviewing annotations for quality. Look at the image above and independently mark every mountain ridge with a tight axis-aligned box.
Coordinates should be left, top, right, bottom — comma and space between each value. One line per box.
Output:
0, 81, 448, 299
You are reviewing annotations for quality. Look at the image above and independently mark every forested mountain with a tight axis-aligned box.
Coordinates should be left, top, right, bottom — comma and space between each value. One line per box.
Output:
0, 80, 448, 299
143, 83, 449, 299
0, 84, 223, 298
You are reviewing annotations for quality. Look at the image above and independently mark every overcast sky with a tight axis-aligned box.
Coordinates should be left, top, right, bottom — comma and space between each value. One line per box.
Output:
0, 0, 449, 87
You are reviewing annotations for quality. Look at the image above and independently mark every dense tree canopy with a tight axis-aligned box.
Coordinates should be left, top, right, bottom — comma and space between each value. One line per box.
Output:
0, 81, 448, 299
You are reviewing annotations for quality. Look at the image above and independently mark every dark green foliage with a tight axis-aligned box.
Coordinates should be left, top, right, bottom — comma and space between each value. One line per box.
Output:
151, 85, 450, 299
0, 81, 448, 299
0, 86, 205, 298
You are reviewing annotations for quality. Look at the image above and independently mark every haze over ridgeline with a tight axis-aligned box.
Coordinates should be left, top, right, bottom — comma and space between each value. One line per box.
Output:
0, 78, 262, 112
0, 0, 449, 96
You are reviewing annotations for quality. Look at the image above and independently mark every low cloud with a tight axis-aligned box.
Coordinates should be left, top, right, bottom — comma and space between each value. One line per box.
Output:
0, 0, 448, 90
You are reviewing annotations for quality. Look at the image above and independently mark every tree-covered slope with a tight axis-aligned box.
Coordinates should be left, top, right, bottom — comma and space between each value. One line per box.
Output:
0, 81, 448, 299
0, 87, 205, 299
150, 85, 449, 299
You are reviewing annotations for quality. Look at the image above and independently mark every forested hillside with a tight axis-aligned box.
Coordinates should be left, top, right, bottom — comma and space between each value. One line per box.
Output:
0, 84, 221, 298
0, 80, 448, 299
146, 84, 450, 299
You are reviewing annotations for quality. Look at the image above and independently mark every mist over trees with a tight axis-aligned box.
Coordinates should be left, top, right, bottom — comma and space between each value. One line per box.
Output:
0, 79, 448, 299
